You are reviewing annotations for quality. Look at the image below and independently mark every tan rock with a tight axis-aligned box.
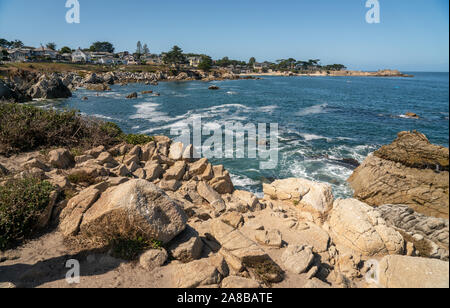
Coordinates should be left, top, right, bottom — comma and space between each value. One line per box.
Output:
281, 245, 314, 274
328, 199, 404, 257
255, 229, 283, 248
48, 148, 74, 169
221, 276, 261, 288
378, 255, 449, 288
168, 142, 184, 161
163, 160, 186, 181
79, 180, 187, 244
59, 186, 101, 237
140, 249, 168, 271
197, 181, 226, 214
348, 131, 449, 218
173, 257, 223, 288
263, 178, 333, 213
144, 162, 163, 181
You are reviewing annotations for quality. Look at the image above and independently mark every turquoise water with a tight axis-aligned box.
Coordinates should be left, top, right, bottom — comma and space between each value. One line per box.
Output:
47, 72, 449, 198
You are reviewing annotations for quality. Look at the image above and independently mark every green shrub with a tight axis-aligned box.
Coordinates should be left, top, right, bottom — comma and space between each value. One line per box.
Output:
67, 170, 98, 186
0, 177, 54, 251
121, 133, 153, 145
0, 103, 122, 155
109, 236, 163, 260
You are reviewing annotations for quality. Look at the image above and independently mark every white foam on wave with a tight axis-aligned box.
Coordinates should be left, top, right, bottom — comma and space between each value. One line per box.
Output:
258, 105, 278, 113
130, 102, 171, 122
230, 174, 259, 186
297, 103, 328, 116
300, 133, 331, 142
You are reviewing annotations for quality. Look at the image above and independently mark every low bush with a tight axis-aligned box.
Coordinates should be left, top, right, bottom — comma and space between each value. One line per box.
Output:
121, 133, 154, 145
0, 103, 123, 155
0, 177, 54, 251
67, 170, 98, 186
109, 236, 163, 260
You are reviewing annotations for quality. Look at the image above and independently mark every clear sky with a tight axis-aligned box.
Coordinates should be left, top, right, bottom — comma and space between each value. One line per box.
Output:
0, 0, 448, 71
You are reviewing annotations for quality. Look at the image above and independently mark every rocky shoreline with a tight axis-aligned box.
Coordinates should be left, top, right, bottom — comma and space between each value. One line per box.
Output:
0, 69, 240, 103
0, 68, 413, 104
0, 130, 448, 288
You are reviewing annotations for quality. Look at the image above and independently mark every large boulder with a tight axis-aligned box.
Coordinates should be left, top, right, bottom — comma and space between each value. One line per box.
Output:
28, 74, 72, 99
377, 255, 449, 288
263, 178, 334, 214
348, 131, 449, 218
328, 199, 404, 257
78, 180, 187, 244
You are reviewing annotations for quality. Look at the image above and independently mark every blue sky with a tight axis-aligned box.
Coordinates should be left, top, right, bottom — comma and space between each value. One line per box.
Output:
0, 0, 448, 71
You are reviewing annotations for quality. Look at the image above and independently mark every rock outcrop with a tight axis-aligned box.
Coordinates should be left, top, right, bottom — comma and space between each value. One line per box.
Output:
27, 74, 72, 99
328, 199, 404, 257
378, 204, 449, 260
348, 131, 449, 218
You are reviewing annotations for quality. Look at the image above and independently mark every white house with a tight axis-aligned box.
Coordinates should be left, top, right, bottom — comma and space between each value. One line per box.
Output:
188, 56, 202, 68
71, 48, 91, 62
99, 57, 120, 65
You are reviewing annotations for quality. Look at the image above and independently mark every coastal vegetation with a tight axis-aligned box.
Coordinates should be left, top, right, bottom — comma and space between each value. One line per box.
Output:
0, 103, 153, 155
0, 177, 54, 250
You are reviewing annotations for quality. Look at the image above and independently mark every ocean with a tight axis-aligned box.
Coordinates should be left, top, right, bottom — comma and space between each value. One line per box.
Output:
42, 72, 449, 198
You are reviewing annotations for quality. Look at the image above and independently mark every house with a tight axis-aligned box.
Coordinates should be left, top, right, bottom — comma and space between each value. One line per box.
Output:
71, 48, 91, 62
8, 48, 33, 62
33, 46, 57, 59
99, 57, 120, 65
143, 54, 163, 65
123, 54, 138, 65
60, 53, 73, 62
188, 56, 202, 68
89, 51, 114, 63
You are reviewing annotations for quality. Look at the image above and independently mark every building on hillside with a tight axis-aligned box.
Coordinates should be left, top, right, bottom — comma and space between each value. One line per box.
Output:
71, 48, 91, 62
188, 56, 202, 68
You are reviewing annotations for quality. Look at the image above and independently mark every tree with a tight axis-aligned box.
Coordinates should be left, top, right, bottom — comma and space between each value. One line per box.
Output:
162, 45, 187, 68
60, 46, 72, 54
1, 49, 9, 60
248, 57, 256, 67
136, 41, 142, 59
0, 39, 10, 48
198, 55, 213, 72
10, 40, 24, 49
143, 44, 150, 55
46, 42, 56, 50
89, 41, 115, 53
